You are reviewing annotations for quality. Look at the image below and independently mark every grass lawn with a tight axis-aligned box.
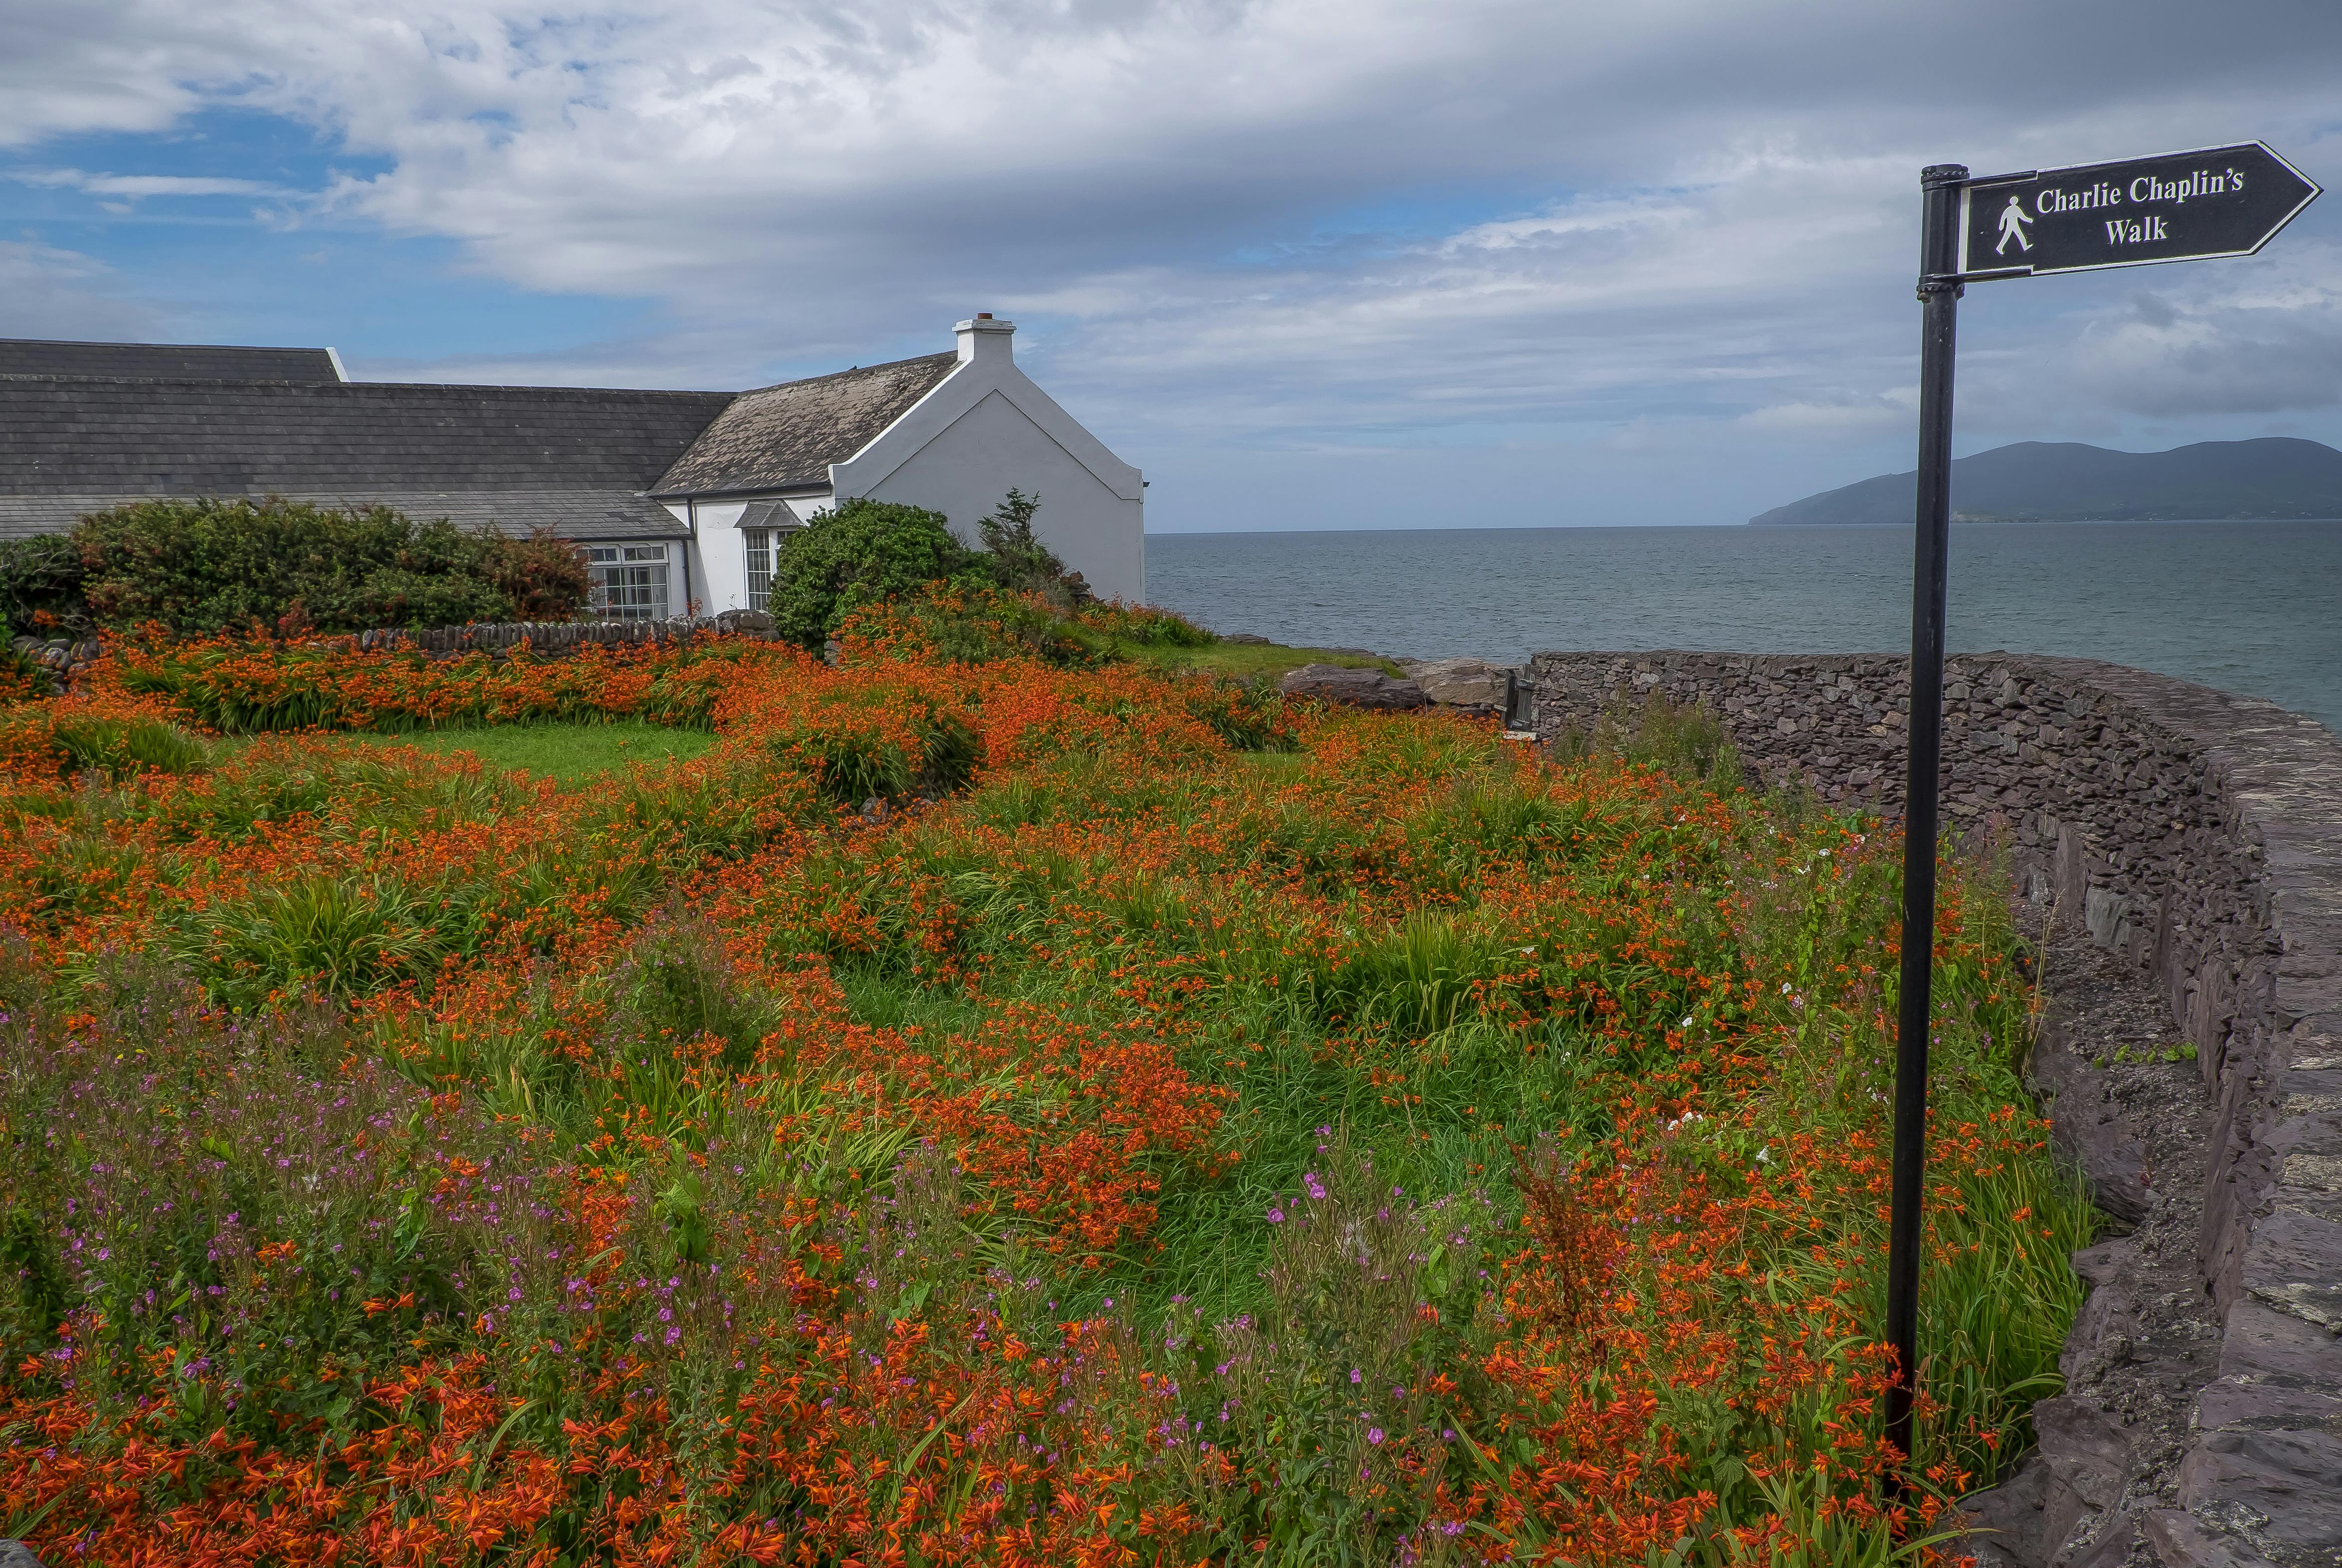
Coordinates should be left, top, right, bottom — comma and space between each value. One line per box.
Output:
1130, 638, 1407, 681
342, 717, 716, 784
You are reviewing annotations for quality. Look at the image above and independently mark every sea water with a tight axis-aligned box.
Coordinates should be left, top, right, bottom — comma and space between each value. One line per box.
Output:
1145, 521, 2342, 734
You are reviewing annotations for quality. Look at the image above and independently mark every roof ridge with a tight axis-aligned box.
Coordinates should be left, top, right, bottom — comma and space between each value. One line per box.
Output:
0, 372, 732, 394
0, 336, 327, 352
736, 350, 957, 397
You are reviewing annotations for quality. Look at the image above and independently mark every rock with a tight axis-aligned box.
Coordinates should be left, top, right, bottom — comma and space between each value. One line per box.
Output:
1958, 1455, 2070, 1568
1277, 663, 1427, 711
2030, 1016, 2154, 1225
1224, 633, 1272, 645
2033, 1395, 2136, 1512
716, 609, 776, 635
1401, 657, 1515, 712
2142, 1507, 2284, 1568
2178, 1426, 2342, 1561
0, 1542, 47, 1568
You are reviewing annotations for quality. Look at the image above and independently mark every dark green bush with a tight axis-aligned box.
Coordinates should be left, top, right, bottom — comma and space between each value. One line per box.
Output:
485, 528, 597, 620
0, 534, 88, 633
767, 498, 985, 650
0, 611, 55, 695
19, 497, 590, 635
977, 488, 1088, 606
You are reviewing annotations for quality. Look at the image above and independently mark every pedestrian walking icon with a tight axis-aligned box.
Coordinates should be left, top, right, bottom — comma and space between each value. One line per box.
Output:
1995, 194, 2033, 254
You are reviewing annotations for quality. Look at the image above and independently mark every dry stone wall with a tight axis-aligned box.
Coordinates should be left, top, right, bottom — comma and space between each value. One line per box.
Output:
348, 610, 777, 658
1529, 651, 2342, 1568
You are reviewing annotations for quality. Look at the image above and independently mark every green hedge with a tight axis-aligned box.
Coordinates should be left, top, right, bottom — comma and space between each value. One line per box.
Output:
0, 498, 592, 635
768, 491, 1103, 651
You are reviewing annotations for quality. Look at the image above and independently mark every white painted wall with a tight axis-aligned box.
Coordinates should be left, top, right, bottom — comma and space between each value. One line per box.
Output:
830, 317, 1144, 603
860, 390, 1142, 600
671, 499, 746, 616
669, 316, 1145, 612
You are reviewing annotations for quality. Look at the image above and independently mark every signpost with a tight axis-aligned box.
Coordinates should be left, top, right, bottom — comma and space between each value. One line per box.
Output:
1883, 142, 2319, 1494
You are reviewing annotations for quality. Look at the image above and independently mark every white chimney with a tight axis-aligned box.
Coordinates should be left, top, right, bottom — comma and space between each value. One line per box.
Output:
955, 312, 1014, 365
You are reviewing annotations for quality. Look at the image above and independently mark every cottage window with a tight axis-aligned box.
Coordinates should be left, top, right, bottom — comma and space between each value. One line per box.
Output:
586, 544, 670, 621
742, 528, 773, 614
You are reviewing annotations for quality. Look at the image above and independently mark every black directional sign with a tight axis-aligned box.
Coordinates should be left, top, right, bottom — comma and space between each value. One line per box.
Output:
1955, 141, 2320, 279
1880, 137, 2318, 1494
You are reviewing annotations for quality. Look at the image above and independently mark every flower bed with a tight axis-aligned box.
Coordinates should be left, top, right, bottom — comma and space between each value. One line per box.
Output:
0, 607, 2087, 1565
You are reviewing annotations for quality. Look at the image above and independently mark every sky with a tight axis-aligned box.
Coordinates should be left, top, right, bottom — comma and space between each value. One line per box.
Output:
3, 0, 2340, 532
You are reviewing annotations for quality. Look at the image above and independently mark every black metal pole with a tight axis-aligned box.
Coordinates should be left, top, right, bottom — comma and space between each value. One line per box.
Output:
1885, 161, 1965, 1495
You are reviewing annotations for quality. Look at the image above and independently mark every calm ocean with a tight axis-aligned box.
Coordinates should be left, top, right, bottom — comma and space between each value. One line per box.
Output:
1144, 521, 2342, 734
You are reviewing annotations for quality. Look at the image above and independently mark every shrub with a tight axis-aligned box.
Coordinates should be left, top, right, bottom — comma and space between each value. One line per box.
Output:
0, 534, 88, 632
59, 497, 589, 635
0, 612, 55, 701
977, 487, 1091, 607
483, 528, 597, 620
766, 498, 984, 650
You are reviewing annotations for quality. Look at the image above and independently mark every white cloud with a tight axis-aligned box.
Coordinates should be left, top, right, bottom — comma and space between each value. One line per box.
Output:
14, 167, 297, 198
1, 0, 2339, 525
2053, 252, 2342, 418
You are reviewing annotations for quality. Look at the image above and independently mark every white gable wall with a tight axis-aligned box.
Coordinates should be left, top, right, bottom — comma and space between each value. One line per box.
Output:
858, 390, 1140, 601
829, 319, 1144, 603
667, 317, 1145, 614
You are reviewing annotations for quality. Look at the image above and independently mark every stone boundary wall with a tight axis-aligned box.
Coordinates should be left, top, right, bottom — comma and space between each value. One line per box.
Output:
347, 611, 776, 658
1529, 652, 2342, 1568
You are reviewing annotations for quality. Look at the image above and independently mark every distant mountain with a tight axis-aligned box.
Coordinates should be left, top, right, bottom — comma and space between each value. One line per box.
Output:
1749, 438, 2342, 526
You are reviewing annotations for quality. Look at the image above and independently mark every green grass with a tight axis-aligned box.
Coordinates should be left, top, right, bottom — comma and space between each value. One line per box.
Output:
1127, 639, 1407, 681
341, 718, 717, 784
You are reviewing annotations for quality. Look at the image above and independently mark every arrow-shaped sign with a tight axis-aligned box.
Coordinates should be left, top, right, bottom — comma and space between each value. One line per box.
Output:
1880, 138, 2318, 1499
1956, 141, 2320, 279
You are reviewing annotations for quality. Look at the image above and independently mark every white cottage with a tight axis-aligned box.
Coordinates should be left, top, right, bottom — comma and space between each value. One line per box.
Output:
656, 316, 1146, 612
0, 316, 1147, 614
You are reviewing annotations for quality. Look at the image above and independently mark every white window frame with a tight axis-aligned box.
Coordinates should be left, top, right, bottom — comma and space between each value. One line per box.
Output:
585, 543, 671, 622
742, 528, 773, 614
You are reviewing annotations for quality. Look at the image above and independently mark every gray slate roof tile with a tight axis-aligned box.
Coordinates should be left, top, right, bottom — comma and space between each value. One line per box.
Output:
654, 353, 956, 495
0, 342, 964, 541
0, 378, 734, 521
0, 339, 341, 382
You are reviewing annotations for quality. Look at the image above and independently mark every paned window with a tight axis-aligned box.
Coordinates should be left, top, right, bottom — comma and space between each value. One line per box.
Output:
585, 544, 670, 621
742, 528, 773, 614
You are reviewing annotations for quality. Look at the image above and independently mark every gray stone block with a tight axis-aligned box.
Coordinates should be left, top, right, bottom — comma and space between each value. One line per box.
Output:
1277, 663, 1427, 711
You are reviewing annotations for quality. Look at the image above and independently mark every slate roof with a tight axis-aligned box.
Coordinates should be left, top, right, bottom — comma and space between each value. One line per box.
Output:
654, 353, 958, 496
0, 338, 342, 382
737, 499, 805, 531
0, 376, 735, 541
